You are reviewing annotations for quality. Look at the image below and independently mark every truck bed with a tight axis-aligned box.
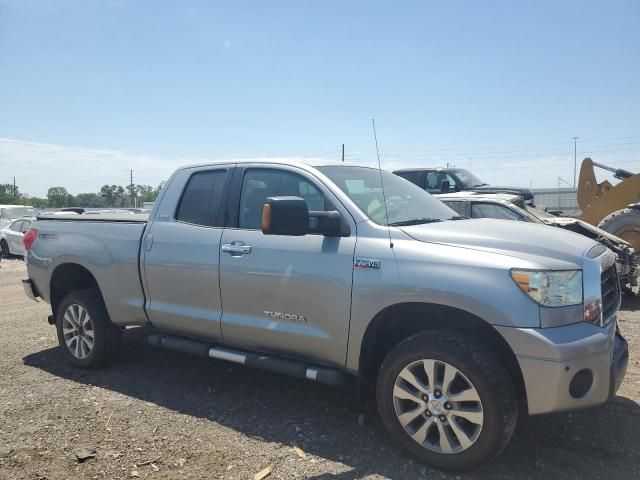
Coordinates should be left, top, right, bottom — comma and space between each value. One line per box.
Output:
28, 216, 149, 327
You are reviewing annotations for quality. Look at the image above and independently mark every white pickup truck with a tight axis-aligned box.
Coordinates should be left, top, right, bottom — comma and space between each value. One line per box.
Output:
22, 160, 628, 471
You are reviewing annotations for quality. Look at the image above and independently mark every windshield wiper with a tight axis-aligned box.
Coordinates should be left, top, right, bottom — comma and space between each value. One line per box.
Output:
449, 215, 469, 220
471, 183, 489, 187
389, 218, 443, 226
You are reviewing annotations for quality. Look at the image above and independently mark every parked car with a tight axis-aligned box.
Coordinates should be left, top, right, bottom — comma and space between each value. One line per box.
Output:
393, 167, 534, 202
22, 160, 627, 471
1, 217, 35, 257
438, 192, 638, 291
0, 205, 36, 228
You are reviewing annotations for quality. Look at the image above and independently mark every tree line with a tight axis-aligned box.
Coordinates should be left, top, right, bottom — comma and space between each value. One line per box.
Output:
0, 182, 165, 209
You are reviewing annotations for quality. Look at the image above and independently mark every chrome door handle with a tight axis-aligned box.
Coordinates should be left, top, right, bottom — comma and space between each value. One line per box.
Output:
221, 243, 252, 255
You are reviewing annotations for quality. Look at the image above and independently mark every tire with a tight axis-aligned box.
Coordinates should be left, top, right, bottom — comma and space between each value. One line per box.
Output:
0, 239, 10, 258
55, 289, 122, 368
598, 208, 640, 252
376, 330, 518, 472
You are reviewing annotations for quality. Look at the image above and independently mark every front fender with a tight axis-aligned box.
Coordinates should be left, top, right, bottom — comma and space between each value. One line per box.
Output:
345, 235, 541, 372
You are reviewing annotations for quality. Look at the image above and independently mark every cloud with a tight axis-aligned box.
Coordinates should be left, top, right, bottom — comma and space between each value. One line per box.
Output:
0, 138, 189, 197
0, 138, 328, 199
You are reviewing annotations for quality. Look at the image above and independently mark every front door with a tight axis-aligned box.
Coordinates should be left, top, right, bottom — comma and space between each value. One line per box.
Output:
6, 220, 24, 255
142, 167, 230, 341
219, 165, 356, 367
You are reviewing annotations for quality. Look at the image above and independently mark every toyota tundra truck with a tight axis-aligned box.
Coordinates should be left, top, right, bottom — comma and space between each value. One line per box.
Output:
22, 160, 629, 471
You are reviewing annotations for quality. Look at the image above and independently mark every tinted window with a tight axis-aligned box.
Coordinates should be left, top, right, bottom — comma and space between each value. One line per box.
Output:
425, 171, 456, 193
239, 169, 326, 229
471, 202, 522, 221
442, 200, 467, 216
395, 171, 421, 186
175, 170, 227, 226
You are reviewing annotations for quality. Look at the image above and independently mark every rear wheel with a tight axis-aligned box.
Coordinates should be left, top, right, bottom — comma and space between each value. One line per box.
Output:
598, 208, 640, 252
55, 289, 122, 368
376, 330, 518, 471
0, 239, 10, 258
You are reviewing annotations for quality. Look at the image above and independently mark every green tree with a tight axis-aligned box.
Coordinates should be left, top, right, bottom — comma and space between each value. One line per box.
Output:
47, 187, 71, 208
75, 193, 105, 208
0, 183, 20, 203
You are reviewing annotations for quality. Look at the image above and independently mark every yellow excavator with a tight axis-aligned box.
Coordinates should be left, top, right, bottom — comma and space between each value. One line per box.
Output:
578, 157, 640, 251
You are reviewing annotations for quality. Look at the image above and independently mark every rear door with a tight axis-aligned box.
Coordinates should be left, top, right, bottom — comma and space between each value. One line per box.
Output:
218, 164, 356, 367
141, 166, 231, 341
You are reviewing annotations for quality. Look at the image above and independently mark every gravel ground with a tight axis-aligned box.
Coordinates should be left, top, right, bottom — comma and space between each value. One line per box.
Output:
0, 257, 639, 480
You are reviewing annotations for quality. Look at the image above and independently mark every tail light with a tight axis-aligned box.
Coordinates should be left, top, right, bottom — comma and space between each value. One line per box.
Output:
23, 228, 38, 251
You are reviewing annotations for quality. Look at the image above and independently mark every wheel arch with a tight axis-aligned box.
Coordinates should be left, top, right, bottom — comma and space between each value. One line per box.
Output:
50, 263, 104, 316
358, 302, 527, 408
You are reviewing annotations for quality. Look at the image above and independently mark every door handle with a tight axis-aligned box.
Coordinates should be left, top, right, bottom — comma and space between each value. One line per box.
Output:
221, 243, 252, 255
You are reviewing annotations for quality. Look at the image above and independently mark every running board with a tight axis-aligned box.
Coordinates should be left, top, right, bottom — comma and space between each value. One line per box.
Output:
147, 332, 349, 386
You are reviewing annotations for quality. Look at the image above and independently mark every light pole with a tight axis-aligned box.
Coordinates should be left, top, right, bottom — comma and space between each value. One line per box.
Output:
572, 136, 579, 188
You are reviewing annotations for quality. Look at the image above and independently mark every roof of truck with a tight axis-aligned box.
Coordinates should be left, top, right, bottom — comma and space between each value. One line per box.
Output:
174, 158, 384, 172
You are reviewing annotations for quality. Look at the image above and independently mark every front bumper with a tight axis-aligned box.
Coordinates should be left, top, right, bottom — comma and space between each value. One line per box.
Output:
496, 319, 629, 415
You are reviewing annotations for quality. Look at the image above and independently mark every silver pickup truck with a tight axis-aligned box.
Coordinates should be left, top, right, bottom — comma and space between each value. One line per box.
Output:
22, 160, 628, 471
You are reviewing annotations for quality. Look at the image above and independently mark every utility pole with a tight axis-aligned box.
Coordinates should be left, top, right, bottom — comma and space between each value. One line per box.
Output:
572, 136, 579, 188
341, 144, 345, 162
130, 170, 135, 208
13, 177, 16, 198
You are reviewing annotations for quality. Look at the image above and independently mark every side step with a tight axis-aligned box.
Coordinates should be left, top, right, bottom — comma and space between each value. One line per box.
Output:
147, 333, 349, 386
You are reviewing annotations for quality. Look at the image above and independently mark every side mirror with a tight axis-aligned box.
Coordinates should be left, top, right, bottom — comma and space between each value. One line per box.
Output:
261, 196, 347, 237
261, 196, 309, 236
440, 179, 451, 193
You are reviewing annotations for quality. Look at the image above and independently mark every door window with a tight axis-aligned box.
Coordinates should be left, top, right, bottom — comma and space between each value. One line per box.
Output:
425, 171, 457, 193
238, 169, 326, 229
20, 221, 31, 233
471, 202, 522, 220
175, 170, 227, 227
10, 220, 23, 232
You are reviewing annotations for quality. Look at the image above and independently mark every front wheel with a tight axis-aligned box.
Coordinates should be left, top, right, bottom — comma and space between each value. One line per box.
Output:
376, 330, 518, 471
55, 289, 122, 368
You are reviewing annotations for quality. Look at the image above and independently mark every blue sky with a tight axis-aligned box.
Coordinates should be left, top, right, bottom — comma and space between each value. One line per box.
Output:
0, 0, 639, 196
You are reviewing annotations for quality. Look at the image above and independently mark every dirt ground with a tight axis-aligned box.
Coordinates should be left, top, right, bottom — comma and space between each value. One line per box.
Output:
0, 258, 638, 480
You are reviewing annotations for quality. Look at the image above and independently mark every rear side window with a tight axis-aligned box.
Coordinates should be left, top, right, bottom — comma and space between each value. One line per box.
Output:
395, 171, 421, 185
10, 220, 23, 232
442, 200, 467, 216
20, 221, 31, 233
175, 170, 227, 227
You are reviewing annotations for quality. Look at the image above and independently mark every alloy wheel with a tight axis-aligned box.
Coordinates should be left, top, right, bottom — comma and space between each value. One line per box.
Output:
392, 359, 484, 454
62, 304, 95, 359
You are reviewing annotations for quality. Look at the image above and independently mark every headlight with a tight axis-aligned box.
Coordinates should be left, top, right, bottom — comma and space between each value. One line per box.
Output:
511, 270, 583, 307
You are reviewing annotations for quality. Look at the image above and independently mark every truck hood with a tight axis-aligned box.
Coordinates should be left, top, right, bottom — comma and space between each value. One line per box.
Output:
399, 218, 597, 267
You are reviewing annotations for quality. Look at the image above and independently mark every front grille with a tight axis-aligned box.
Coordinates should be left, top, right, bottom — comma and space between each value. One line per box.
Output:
601, 264, 621, 323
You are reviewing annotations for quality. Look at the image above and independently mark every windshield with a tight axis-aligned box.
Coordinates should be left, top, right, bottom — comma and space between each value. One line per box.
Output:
1, 206, 35, 220
317, 166, 459, 226
450, 169, 485, 187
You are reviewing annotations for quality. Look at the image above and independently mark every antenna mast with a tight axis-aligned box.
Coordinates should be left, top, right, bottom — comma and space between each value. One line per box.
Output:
371, 118, 393, 249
